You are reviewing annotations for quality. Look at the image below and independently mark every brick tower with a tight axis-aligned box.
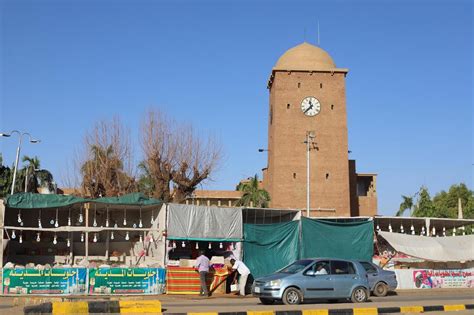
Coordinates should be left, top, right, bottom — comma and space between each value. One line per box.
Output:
262, 42, 351, 216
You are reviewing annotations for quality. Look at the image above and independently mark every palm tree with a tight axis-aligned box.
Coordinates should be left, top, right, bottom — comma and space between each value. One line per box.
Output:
236, 174, 271, 208
0, 154, 13, 197
137, 161, 155, 197
21, 155, 55, 193
396, 195, 413, 216
81, 144, 136, 197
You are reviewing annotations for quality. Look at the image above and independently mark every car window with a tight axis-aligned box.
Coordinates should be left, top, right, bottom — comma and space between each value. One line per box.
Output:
330, 260, 355, 275
279, 260, 313, 274
308, 260, 330, 275
360, 261, 377, 273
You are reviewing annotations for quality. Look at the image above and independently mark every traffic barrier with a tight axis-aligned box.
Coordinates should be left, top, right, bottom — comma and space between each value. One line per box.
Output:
23, 302, 474, 314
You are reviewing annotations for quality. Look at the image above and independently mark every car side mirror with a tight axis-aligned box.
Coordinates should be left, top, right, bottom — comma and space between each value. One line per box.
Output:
305, 270, 316, 276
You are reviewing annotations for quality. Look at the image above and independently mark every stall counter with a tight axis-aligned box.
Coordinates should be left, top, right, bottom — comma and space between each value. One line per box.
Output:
166, 266, 230, 295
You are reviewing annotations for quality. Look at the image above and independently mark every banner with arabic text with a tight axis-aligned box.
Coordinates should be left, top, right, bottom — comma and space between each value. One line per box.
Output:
88, 268, 166, 294
2, 268, 87, 295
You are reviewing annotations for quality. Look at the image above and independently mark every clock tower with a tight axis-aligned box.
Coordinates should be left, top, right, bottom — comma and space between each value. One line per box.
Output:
262, 42, 355, 216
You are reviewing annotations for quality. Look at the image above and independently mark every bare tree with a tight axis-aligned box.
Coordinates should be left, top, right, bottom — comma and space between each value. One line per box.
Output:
140, 110, 176, 201
80, 117, 137, 197
140, 109, 222, 203
171, 125, 221, 202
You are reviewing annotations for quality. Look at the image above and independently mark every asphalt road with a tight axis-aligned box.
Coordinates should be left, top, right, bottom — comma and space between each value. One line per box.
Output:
0, 289, 472, 314
158, 289, 474, 313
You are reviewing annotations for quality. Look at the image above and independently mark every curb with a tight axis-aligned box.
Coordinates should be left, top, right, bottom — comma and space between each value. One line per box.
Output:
173, 305, 474, 315
23, 303, 474, 314
24, 300, 162, 314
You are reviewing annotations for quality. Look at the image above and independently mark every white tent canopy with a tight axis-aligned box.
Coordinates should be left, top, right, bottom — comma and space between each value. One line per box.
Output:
167, 203, 243, 241
379, 231, 474, 262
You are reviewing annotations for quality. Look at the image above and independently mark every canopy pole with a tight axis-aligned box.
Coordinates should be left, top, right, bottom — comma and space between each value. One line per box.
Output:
105, 230, 110, 260
85, 203, 89, 261
70, 231, 74, 265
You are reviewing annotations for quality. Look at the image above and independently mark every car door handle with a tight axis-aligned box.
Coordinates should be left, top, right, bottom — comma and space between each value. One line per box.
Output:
325, 277, 331, 280
352, 276, 359, 279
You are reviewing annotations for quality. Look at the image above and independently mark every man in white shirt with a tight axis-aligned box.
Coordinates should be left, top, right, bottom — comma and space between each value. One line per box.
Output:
315, 264, 328, 275
315, 262, 328, 275
230, 259, 251, 296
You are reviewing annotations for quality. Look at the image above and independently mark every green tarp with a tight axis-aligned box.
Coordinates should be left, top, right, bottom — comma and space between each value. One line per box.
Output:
243, 221, 300, 278
92, 193, 162, 206
301, 217, 373, 261
5, 193, 87, 209
5, 192, 162, 209
243, 218, 373, 279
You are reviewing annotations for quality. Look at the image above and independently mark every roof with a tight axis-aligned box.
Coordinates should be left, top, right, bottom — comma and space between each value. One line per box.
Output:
193, 190, 243, 199
273, 42, 342, 72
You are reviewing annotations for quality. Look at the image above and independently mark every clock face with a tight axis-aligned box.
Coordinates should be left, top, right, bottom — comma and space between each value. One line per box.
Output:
301, 97, 321, 116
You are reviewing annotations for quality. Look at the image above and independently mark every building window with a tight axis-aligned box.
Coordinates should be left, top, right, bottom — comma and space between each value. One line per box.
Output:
331, 104, 334, 110
320, 83, 323, 89
326, 173, 330, 180
287, 103, 290, 109
293, 173, 297, 179
298, 82, 301, 88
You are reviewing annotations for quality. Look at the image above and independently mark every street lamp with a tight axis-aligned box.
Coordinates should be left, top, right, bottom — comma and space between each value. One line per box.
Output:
0, 130, 41, 195
304, 131, 316, 217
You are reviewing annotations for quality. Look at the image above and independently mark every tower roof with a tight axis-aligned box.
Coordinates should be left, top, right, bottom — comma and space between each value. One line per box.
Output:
274, 42, 337, 71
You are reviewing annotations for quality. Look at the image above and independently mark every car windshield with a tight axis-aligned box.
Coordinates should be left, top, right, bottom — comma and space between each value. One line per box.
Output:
279, 260, 313, 274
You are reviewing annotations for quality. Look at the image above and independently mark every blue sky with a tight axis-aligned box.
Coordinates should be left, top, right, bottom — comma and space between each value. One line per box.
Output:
1, 0, 472, 215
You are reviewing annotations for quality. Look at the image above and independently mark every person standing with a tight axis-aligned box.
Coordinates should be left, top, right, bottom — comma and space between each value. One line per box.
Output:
230, 259, 251, 296
194, 250, 210, 296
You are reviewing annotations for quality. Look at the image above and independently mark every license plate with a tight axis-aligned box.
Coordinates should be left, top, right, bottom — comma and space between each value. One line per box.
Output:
254, 287, 261, 293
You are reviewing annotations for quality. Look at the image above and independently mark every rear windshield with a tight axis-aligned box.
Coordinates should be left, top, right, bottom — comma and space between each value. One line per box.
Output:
279, 260, 313, 274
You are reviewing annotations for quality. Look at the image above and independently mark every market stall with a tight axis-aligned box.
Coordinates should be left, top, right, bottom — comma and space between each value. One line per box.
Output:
376, 228, 474, 289
2, 192, 167, 295
165, 203, 243, 294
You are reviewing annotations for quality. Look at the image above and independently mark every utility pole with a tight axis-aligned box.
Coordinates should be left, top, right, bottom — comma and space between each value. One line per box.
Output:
305, 131, 316, 217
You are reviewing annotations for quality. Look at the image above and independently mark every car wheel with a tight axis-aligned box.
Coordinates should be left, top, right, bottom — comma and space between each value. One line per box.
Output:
259, 298, 275, 305
282, 287, 303, 305
373, 282, 388, 297
351, 287, 368, 303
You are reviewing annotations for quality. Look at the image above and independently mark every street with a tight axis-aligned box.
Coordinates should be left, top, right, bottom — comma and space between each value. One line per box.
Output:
0, 289, 473, 314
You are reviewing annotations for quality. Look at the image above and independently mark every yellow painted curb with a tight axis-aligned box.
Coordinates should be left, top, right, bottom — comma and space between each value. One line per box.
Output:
52, 301, 88, 315
247, 311, 275, 315
303, 310, 329, 315
353, 308, 378, 315
400, 305, 424, 313
444, 304, 466, 311
119, 300, 162, 314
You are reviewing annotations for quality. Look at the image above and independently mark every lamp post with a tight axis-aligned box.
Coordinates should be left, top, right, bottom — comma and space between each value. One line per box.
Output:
304, 131, 316, 217
0, 130, 40, 194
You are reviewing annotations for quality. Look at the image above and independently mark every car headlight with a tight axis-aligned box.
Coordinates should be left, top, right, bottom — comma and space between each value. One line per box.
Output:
267, 279, 282, 287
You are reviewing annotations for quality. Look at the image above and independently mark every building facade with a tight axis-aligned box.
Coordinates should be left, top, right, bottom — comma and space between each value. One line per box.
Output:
262, 42, 377, 217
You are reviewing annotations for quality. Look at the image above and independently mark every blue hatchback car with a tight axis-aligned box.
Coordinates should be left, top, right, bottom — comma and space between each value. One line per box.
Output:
252, 258, 370, 305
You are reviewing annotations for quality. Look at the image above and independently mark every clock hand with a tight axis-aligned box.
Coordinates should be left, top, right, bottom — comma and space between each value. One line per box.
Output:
304, 104, 314, 113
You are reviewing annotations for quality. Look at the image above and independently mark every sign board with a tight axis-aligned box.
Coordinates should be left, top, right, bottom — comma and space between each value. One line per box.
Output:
412, 269, 474, 289
89, 268, 166, 294
2, 268, 87, 295
395, 268, 474, 289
